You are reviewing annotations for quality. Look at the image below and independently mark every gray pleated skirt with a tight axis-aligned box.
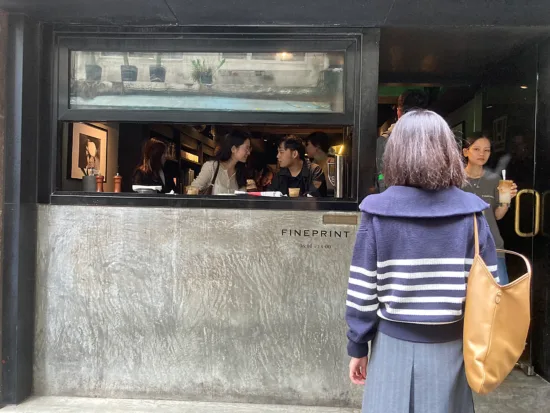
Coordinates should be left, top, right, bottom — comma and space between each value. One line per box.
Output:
362, 333, 474, 413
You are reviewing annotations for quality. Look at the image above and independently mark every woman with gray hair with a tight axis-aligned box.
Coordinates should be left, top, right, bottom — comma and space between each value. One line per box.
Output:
345, 110, 499, 412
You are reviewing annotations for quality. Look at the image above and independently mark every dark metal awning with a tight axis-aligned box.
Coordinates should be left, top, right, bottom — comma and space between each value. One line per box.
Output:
1, 1, 549, 83
2, 0, 550, 27
379, 27, 549, 84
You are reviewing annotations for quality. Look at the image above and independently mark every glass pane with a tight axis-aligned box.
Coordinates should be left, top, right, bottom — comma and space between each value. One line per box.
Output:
161, 52, 184, 60
251, 53, 277, 60
222, 53, 248, 60
69, 51, 345, 113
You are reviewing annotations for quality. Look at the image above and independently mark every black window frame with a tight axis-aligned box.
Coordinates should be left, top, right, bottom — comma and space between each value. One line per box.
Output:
58, 35, 356, 124
46, 27, 380, 211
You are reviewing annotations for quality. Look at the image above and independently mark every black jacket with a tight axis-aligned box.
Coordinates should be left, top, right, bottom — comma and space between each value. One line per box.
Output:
375, 123, 394, 193
268, 161, 327, 197
133, 168, 177, 194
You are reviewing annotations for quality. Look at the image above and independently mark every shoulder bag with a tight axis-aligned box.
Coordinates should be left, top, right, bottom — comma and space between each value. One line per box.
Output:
200, 161, 220, 196
463, 214, 531, 394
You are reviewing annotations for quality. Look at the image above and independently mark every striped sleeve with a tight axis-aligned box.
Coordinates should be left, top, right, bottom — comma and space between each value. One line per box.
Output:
345, 212, 379, 358
478, 214, 499, 282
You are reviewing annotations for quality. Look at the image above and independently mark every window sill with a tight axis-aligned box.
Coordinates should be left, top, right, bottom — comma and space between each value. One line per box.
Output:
50, 192, 359, 211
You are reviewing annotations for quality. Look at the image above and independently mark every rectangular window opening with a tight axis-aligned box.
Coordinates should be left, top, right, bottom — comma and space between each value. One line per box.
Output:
59, 122, 354, 201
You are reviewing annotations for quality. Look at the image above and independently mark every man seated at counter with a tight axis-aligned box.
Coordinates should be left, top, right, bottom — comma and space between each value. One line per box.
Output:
268, 135, 327, 197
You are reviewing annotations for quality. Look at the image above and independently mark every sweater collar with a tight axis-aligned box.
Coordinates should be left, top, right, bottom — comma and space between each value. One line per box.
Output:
360, 186, 490, 218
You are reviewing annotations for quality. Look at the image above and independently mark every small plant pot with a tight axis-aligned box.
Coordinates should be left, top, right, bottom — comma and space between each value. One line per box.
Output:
82, 175, 97, 192
199, 73, 213, 85
85, 64, 102, 82
149, 65, 166, 82
121, 65, 138, 82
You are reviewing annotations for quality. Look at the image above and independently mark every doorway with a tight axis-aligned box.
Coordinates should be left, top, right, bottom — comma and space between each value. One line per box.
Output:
377, 40, 550, 380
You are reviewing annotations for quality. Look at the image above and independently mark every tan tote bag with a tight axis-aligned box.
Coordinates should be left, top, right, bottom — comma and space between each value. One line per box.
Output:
463, 215, 531, 394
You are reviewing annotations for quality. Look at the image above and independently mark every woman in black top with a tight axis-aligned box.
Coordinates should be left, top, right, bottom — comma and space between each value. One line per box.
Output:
133, 138, 177, 193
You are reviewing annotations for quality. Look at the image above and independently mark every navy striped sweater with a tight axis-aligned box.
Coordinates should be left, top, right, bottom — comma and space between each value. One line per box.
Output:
346, 186, 498, 358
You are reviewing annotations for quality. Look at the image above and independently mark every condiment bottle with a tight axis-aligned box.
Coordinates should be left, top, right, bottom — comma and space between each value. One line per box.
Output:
96, 175, 104, 192
114, 173, 122, 193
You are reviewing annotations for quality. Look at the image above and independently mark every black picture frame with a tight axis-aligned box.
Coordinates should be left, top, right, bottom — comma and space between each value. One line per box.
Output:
67, 122, 108, 181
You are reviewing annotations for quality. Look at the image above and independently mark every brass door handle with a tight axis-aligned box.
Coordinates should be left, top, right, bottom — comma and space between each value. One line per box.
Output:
515, 189, 541, 238
542, 191, 550, 237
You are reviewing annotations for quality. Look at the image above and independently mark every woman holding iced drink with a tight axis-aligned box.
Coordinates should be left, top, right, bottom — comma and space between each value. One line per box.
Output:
462, 133, 517, 284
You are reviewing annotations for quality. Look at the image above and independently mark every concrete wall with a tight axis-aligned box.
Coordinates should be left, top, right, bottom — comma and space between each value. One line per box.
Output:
34, 205, 362, 407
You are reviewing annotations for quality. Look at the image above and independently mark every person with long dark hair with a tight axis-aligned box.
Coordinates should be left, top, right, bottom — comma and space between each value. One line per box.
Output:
462, 133, 518, 285
346, 110, 499, 413
190, 130, 251, 195
133, 138, 177, 193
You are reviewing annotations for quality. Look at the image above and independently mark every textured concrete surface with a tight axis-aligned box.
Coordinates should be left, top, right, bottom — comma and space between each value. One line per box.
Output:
4, 371, 550, 413
34, 206, 360, 406
34, 205, 549, 410
2, 397, 359, 412
473, 370, 550, 413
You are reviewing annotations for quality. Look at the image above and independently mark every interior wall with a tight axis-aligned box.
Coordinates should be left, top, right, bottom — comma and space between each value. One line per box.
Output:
446, 91, 483, 139
61, 122, 120, 192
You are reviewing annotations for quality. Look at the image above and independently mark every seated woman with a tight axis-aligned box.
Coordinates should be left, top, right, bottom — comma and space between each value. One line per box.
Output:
190, 130, 251, 195
133, 138, 177, 193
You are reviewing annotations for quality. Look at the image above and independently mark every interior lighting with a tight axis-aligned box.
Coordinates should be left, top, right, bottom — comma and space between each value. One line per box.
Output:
279, 52, 293, 60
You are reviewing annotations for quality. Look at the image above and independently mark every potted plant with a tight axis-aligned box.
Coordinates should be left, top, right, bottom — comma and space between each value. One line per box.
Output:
120, 53, 138, 82
81, 168, 97, 192
85, 52, 102, 82
149, 53, 166, 83
191, 58, 226, 85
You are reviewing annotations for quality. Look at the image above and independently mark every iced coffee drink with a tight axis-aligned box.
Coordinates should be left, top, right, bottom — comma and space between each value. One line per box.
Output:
289, 188, 300, 198
186, 186, 199, 195
498, 180, 514, 204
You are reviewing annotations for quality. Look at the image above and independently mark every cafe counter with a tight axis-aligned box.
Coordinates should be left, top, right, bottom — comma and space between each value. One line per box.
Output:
33, 203, 362, 407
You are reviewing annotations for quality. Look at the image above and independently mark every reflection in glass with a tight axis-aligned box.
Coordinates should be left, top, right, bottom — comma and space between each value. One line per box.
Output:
70, 51, 345, 113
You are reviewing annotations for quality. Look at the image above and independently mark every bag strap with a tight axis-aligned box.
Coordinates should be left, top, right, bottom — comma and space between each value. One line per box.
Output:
497, 249, 533, 276
474, 214, 532, 277
473, 214, 480, 256
210, 161, 221, 187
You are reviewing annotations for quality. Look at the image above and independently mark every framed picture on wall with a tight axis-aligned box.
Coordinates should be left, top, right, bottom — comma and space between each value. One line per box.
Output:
68, 123, 108, 180
452, 121, 466, 148
492, 116, 507, 153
